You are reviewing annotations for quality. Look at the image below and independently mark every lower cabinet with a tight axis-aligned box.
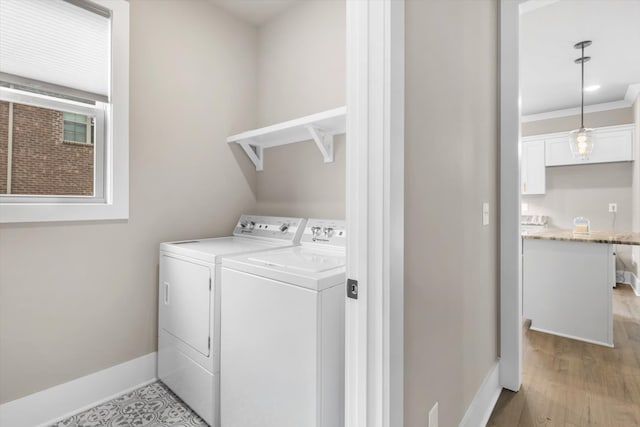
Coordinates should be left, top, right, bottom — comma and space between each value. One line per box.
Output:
523, 238, 614, 347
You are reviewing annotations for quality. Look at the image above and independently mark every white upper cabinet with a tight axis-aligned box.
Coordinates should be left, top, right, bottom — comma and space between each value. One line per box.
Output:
544, 124, 634, 167
521, 139, 546, 195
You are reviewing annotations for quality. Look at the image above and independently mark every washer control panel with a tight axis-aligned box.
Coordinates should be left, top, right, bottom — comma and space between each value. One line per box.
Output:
233, 215, 306, 242
301, 218, 346, 247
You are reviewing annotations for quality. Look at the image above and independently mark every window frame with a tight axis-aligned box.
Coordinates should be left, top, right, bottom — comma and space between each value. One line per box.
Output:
0, 87, 106, 202
63, 111, 95, 145
0, 0, 129, 223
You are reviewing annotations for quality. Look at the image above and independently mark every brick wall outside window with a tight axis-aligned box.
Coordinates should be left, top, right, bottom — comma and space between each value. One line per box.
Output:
0, 100, 94, 196
0, 102, 7, 192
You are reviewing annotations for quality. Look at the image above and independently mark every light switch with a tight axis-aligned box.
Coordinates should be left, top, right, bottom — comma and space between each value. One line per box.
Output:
482, 202, 490, 226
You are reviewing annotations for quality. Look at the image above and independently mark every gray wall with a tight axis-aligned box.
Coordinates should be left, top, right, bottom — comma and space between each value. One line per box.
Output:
0, 0, 258, 404
254, 0, 346, 220
522, 107, 633, 137
522, 108, 634, 270
404, 1, 499, 426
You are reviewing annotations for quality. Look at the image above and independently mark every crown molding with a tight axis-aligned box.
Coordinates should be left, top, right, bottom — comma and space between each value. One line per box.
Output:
624, 83, 640, 104
522, 100, 632, 123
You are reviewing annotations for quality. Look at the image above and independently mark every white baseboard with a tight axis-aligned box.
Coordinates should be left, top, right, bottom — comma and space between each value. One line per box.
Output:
529, 325, 613, 347
629, 272, 640, 296
458, 360, 502, 427
632, 273, 640, 296
0, 352, 157, 427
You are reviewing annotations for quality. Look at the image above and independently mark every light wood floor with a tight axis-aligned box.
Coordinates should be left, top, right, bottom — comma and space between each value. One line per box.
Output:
488, 284, 640, 427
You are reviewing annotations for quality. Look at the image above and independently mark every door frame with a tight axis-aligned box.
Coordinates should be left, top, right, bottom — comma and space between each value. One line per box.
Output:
346, 0, 528, 420
345, 1, 405, 426
499, 0, 524, 392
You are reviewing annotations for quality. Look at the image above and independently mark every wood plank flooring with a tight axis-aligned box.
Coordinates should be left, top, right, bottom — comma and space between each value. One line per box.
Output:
488, 284, 640, 427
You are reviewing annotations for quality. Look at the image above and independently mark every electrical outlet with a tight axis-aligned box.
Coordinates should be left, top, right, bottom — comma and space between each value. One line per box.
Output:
608, 203, 617, 213
521, 202, 529, 212
428, 402, 438, 427
482, 202, 490, 226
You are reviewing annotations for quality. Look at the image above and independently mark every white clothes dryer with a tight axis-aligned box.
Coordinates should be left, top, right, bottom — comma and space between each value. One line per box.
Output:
157, 215, 306, 426
220, 218, 346, 427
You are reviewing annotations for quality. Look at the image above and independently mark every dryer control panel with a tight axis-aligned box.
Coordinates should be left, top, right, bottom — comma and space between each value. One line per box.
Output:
301, 218, 346, 248
233, 215, 306, 243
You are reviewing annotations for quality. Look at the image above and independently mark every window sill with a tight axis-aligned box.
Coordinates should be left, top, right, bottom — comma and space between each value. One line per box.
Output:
0, 200, 128, 223
62, 140, 94, 147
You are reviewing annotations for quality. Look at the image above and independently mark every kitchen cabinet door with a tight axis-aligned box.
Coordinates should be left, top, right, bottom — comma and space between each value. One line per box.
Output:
522, 139, 546, 195
545, 125, 633, 166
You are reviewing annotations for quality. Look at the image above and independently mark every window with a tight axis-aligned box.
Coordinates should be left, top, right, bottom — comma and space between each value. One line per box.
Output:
63, 112, 95, 145
0, 0, 129, 223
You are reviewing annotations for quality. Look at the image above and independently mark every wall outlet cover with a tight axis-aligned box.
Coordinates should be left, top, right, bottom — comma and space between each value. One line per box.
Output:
482, 202, 490, 226
428, 401, 438, 427
608, 203, 618, 213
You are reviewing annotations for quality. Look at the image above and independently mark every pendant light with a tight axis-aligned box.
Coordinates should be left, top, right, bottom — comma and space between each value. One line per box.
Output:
569, 40, 594, 159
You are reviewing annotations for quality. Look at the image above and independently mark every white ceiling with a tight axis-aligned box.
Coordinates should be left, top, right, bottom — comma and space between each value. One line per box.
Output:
208, 0, 296, 26
520, 0, 640, 116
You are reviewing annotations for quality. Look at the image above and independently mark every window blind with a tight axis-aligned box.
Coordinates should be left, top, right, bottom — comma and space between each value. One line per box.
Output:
0, 0, 110, 102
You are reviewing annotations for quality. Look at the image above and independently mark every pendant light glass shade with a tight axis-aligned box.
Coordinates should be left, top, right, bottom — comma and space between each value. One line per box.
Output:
569, 127, 594, 159
570, 40, 594, 159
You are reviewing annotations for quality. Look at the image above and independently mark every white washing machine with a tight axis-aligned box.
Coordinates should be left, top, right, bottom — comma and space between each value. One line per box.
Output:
220, 218, 346, 427
157, 215, 306, 426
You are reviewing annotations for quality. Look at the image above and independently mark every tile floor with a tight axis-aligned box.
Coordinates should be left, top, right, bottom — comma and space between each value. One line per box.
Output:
50, 381, 207, 427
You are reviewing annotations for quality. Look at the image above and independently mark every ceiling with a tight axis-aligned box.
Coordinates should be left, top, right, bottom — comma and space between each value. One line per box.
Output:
208, 0, 296, 26
520, 0, 640, 116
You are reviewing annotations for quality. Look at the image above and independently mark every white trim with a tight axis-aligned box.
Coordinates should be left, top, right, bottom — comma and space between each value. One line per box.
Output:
387, 2, 405, 425
625, 84, 640, 104
518, 0, 559, 15
499, 0, 523, 392
345, 1, 404, 426
529, 326, 614, 348
0, 0, 129, 223
0, 352, 157, 427
0, 87, 107, 204
458, 361, 502, 427
521, 100, 632, 123
628, 272, 640, 296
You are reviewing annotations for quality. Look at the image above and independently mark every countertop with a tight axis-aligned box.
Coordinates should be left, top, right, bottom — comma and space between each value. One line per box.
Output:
523, 228, 640, 246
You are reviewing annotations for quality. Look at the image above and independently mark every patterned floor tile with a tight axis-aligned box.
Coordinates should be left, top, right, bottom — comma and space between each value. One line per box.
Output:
50, 381, 208, 427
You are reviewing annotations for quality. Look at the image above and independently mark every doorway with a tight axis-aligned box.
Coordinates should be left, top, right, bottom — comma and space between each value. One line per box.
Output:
498, 0, 640, 423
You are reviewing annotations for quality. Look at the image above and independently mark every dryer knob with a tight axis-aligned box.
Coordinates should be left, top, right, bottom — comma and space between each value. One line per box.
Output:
280, 224, 289, 232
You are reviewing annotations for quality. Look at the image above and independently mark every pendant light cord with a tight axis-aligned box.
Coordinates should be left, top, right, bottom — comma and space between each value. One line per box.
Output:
581, 44, 585, 128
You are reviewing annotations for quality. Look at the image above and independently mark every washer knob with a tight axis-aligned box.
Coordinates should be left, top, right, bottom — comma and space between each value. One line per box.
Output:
248, 221, 256, 230
280, 223, 289, 233
323, 227, 334, 238
311, 226, 322, 240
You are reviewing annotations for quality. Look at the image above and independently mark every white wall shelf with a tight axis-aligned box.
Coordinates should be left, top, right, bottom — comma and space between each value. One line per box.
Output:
227, 106, 346, 171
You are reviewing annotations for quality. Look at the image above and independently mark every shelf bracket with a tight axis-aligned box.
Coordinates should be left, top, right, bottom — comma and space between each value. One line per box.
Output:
306, 125, 334, 163
239, 141, 263, 171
